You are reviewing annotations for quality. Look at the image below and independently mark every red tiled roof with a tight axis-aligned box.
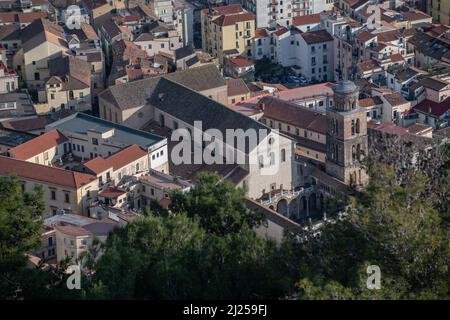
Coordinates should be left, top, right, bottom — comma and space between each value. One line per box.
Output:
83, 144, 147, 173
259, 96, 327, 134
368, 121, 409, 136
383, 92, 408, 107
0, 11, 47, 24
2, 117, 49, 131
356, 30, 376, 42
208, 4, 244, 15
377, 30, 400, 43
301, 30, 333, 44
402, 10, 431, 22
273, 27, 289, 37
0, 156, 96, 189
212, 12, 254, 27
357, 59, 381, 72
227, 55, 254, 67
292, 13, 321, 27
228, 78, 250, 97
83, 156, 112, 175
55, 225, 92, 237
9, 129, 68, 160
359, 96, 383, 108
389, 53, 404, 63
98, 187, 125, 198
413, 98, 450, 117
106, 144, 147, 171
255, 28, 268, 38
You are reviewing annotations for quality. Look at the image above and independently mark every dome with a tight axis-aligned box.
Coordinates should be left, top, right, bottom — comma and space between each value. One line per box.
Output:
333, 80, 358, 94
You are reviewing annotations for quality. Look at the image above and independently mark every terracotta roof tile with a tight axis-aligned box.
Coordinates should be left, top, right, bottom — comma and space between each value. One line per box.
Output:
292, 13, 321, 26
259, 96, 327, 134
228, 78, 250, 97
83, 144, 148, 174
359, 96, 383, 108
9, 129, 68, 160
413, 98, 450, 117
55, 225, 92, 237
301, 30, 333, 44
83, 156, 112, 174
255, 28, 268, 38
212, 12, 254, 27
0, 156, 96, 189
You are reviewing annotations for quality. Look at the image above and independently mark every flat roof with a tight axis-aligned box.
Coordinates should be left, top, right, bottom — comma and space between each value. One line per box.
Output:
46, 112, 166, 149
139, 171, 191, 190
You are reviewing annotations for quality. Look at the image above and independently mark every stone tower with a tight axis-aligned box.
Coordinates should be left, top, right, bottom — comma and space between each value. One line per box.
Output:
325, 80, 369, 188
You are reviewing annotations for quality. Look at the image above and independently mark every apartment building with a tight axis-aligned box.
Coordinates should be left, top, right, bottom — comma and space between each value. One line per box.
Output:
201, 4, 255, 65
149, 0, 174, 25
173, 0, 195, 46
45, 112, 169, 173
53, 216, 118, 263
134, 29, 183, 58
428, 0, 450, 25
0, 10, 48, 29
80, 144, 153, 188
9, 129, 68, 165
0, 60, 18, 93
243, 0, 292, 28
0, 155, 98, 217
38, 55, 92, 113
297, 30, 335, 82
293, 0, 336, 17
14, 18, 68, 89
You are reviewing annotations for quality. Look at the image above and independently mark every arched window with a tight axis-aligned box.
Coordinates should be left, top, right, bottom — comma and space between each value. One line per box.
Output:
352, 101, 356, 109
356, 118, 360, 134
357, 144, 361, 161
352, 145, 356, 161
281, 148, 286, 162
351, 120, 355, 135
269, 152, 275, 166
69, 91, 74, 100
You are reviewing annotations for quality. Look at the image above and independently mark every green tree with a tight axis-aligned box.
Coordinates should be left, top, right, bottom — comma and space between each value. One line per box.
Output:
87, 214, 287, 299
0, 176, 45, 299
286, 162, 450, 300
169, 172, 263, 236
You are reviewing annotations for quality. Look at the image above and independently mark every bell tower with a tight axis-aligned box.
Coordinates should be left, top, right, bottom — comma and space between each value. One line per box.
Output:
325, 80, 368, 188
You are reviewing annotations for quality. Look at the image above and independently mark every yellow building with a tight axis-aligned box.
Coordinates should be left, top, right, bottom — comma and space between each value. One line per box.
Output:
227, 78, 251, 105
428, 0, 450, 25
201, 4, 255, 65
